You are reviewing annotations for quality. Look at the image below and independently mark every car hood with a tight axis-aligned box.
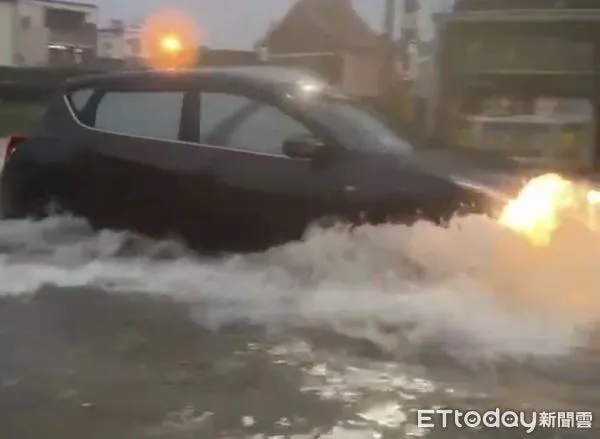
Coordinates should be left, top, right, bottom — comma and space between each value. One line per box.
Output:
393, 149, 521, 202
363, 150, 522, 219
448, 173, 513, 204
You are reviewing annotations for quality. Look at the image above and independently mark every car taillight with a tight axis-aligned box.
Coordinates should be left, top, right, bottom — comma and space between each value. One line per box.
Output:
3, 135, 28, 161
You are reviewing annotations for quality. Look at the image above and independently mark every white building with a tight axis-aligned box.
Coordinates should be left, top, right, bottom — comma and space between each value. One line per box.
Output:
97, 20, 145, 65
0, 0, 97, 67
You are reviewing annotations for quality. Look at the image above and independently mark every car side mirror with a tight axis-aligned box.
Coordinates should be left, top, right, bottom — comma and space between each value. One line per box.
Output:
282, 135, 326, 159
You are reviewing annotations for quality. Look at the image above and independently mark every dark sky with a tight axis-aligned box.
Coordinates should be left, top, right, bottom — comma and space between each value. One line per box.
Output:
95, 0, 455, 49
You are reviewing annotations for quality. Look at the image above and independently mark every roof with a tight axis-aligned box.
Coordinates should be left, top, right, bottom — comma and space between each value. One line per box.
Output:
259, 0, 380, 54
454, 0, 599, 11
97, 28, 123, 34
444, 8, 600, 23
64, 66, 328, 91
37, 0, 97, 8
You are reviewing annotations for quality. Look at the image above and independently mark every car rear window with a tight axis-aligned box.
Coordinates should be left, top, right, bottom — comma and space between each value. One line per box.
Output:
69, 88, 94, 112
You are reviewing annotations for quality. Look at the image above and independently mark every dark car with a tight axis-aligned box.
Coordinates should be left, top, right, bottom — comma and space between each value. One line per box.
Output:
0, 67, 497, 252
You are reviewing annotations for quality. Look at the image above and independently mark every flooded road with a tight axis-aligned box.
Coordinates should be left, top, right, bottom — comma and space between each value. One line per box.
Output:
0, 215, 599, 439
1, 140, 599, 438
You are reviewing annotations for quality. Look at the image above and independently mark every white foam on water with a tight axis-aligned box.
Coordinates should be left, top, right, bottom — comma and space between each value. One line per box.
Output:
0, 213, 597, 362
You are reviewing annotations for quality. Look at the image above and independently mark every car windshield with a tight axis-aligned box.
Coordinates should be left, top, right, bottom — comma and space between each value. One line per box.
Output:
308, 96, 414, 155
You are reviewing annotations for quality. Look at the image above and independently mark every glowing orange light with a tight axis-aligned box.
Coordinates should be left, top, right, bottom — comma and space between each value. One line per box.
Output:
140, 8, 200, 69
498, 173, 600, 246
160, 34, 182, 54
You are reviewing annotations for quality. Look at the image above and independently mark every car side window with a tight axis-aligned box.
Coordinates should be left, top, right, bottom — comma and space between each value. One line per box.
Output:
199, 93, 252, 144
94, 91, 184, 140
69, 88, 94, 112
200, 92, 312, 155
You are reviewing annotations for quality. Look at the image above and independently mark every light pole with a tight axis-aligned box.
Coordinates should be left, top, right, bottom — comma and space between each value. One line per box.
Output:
380, 0, 420, 86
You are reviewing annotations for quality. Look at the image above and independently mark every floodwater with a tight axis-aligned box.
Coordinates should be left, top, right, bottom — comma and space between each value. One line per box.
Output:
0, 141, 599, 438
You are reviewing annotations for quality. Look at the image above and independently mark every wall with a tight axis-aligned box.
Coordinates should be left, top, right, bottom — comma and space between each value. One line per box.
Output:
15, 26, 48, 65
17, 0, 44, 29
0, 1, 15, 66
14, 1, 49, 65
97, 27, 143, 60
123, 27, 143, 59
97, 30, 125, 59
341, 51, 384, 98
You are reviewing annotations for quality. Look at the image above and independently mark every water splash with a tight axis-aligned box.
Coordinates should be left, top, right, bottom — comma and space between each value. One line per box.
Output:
0, 212, 596, 361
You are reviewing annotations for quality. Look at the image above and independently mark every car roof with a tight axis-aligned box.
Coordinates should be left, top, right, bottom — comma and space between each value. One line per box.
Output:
64, 66, 328, 91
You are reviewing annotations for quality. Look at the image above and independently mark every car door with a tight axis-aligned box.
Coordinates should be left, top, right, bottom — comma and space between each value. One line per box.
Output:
71, 85, 216, 241
196, 90, 348, 250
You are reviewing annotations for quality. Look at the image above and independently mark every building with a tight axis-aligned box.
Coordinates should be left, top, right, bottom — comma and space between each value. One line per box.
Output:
256, 0, 386, 98
0, 0, 97, 67
0, 0, 16, 66
412, 0, 600, 169
97, 20, 144, 67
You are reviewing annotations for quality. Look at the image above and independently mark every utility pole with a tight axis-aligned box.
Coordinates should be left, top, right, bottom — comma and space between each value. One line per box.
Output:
400, 0, 420, 78
382, 0, 396, 41
399, 0, 421, 133
380, 0, 420, 84
379, 0, 397, 90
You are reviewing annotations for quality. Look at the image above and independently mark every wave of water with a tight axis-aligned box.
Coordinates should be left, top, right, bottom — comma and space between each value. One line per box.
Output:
0, 213, 597, 362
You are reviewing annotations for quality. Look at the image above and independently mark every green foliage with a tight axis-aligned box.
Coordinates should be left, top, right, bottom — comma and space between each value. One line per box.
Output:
0, 103, 45, 136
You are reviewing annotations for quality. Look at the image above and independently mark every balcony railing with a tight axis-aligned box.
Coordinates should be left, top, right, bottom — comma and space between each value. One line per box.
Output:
48, 24, 97, 48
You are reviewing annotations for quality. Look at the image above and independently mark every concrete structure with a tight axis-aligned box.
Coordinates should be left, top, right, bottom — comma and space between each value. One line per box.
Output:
0, 0, 97, 67
97, 20, 144, 66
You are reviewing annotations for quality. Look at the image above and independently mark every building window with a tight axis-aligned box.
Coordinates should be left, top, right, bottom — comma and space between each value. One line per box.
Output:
20, 16, 31, 29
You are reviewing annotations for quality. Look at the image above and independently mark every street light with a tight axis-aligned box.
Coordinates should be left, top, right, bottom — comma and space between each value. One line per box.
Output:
140, 9, 199, 69
160, 34, 182, 54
